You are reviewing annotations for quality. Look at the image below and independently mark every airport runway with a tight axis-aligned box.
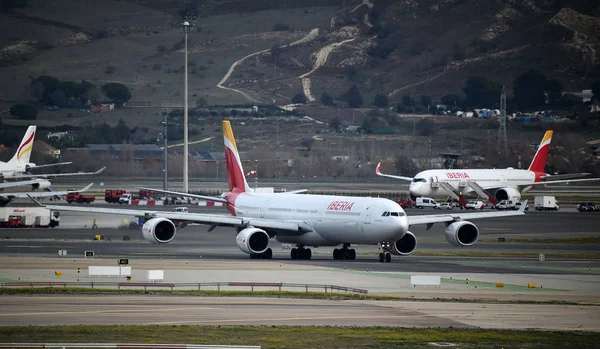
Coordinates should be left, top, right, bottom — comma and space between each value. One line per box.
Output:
1, 295, 597, 330
0, 206, 598, 276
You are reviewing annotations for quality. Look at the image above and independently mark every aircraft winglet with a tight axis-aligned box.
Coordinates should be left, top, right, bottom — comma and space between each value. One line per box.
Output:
95, 167, 106, 175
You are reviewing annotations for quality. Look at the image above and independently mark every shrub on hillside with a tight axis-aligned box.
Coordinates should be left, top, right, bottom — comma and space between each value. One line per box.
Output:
292, 93, 307, 104
273, 23, 290, 31
373, 93, 389, 108
101, 83, 131, 104
9, 103, 37, 119
320, 92, 334, 106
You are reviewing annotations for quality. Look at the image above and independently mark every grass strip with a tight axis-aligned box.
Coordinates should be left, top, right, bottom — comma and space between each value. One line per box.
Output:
409, 251, 600, 259
479, 237, 600, 244
0, 288, 586, 305
0, 325, 597, 348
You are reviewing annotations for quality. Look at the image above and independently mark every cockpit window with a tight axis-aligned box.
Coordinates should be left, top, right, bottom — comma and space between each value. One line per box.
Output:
412, 178, 426, 183
390, 212, 398, 216
382, 212, 389, 216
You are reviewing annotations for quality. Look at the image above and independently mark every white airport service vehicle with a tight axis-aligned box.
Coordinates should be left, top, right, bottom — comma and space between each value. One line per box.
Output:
119, 194, 132, 205
534, 196, 559, 211
376, 130, 600, 207
0, 206, 60, 227
496, 199, 518, 210
415, 197, 439, 209
41, 121, 526, 262
465, 201, 486, 210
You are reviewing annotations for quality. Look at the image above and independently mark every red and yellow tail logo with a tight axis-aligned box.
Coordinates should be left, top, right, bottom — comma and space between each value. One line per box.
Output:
9, 126, 36, 166
223, 121, 250, 193
528, 130, 553, 173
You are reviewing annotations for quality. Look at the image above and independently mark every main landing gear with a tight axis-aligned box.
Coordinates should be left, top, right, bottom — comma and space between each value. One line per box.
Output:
291, 246, 312, 260
333, 244, 356, 260
250, 248, 273, 259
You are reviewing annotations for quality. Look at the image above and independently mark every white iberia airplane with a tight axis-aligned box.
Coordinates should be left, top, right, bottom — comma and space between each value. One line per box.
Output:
376, 130, 600, 206
40, 121, 526, 262
0, 126, 105, 180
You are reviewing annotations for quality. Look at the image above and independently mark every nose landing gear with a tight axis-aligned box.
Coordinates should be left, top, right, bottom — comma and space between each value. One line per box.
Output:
378, 242, 393, 263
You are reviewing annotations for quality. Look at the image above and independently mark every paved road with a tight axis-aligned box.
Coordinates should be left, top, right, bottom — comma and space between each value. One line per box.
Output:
1, 296, 597, 330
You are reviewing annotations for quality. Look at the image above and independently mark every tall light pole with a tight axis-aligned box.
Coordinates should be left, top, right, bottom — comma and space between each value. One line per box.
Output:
181, 15, 195, 193
161, 108, 168, 190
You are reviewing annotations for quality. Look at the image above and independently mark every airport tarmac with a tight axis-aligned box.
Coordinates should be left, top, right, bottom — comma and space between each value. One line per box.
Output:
1, 295, 598, 330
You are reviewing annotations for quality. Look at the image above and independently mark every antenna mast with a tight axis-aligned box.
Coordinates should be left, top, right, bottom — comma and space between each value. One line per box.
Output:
497, 85, 508, 158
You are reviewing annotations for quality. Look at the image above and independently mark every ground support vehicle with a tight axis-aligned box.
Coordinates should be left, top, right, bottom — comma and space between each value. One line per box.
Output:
0, 207, 60, 227
66, 192, 95, 204
534, 196, 559, 211
105, 189, 127, 203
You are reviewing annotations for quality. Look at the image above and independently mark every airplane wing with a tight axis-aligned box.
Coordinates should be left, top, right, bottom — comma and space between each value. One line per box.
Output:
407, 202, 526, 226
0, 179, 44, 189
376, 162, 413, 181
539, 173, 591, 181
137, 187, 228, 203
40, 204, 304, 233
28, 162, 73, 170
9, 167, 106, 179
5, 183, 93, 199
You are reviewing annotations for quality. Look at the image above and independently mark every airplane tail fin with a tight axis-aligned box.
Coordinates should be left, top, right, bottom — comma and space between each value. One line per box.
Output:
222, 120, 250, 193
528, 130, 553, 173
8, 126, 36, 167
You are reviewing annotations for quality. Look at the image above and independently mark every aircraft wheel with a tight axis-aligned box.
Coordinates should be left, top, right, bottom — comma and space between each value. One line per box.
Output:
302, 248, 312, 260
378, 253, 384, 263
385, 253, 392, 263
349, 249, 356, 260
262, 248, 273, 259
333, 248, 341, 260
291, 248, 298, 260
250, 253, 260, 259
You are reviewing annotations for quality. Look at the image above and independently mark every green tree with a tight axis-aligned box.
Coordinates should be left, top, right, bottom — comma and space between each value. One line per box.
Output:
320, 92, 334, 106
394, 156, 419, 177
9, 103, 37, 119
591, 81, 600, 102
441, 94, 460, 107
513, 69, 547, 110
420, 95, 432, 107
101, 83, 132, 104
361, 118, 373, 134
372, 93, 389, 108
402, 94, 414, 107
346, 85, 364, 108
292, 93, 307, 104
329, 116, 341, 130
463, 76, 502, 108
545, 79, 563, 105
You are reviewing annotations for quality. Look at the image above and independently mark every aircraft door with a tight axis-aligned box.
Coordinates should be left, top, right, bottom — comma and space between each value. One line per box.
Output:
430, 176, 439, 187
364, 207, 372, 224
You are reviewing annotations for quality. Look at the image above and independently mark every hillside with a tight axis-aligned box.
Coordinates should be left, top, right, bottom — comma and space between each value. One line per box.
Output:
0, 0, 599, 179
0, 0, 598, 106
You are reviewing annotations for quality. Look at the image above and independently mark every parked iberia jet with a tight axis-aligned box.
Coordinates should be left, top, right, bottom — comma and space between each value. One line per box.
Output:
376, 130, 600, 206
41, 121, 525, 262
0, 126, 105, 180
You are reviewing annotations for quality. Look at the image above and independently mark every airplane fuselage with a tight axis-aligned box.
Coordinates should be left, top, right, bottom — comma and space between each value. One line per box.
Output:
410, 169, 541, 198
228, 192, 408, 246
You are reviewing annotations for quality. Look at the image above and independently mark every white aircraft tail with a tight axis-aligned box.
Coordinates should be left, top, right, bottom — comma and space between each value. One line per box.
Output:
7, 126, 36, 167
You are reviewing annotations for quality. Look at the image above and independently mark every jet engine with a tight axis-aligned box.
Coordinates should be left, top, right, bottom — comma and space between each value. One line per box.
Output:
494, 187, 521, 202
25, 163, 37, 172
390, 231, 417, 256
142, 218, 176, 244
236, 227, 270, 255
31, 180, 51, 190
445, 221, 479, 247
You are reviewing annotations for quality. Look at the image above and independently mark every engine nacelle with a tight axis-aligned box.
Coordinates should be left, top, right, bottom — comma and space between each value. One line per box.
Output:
25, 163, 37, 172
236, 227, 270, 255
142, 218, 176, 244
31, 180, 51, 190
445, 221, 479, 247
494, 187, 521, 202
390, 231, 417, 256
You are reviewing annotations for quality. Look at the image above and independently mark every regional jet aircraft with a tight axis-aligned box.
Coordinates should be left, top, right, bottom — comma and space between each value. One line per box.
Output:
40, 121, 525, 262
377, 130, 600, 206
